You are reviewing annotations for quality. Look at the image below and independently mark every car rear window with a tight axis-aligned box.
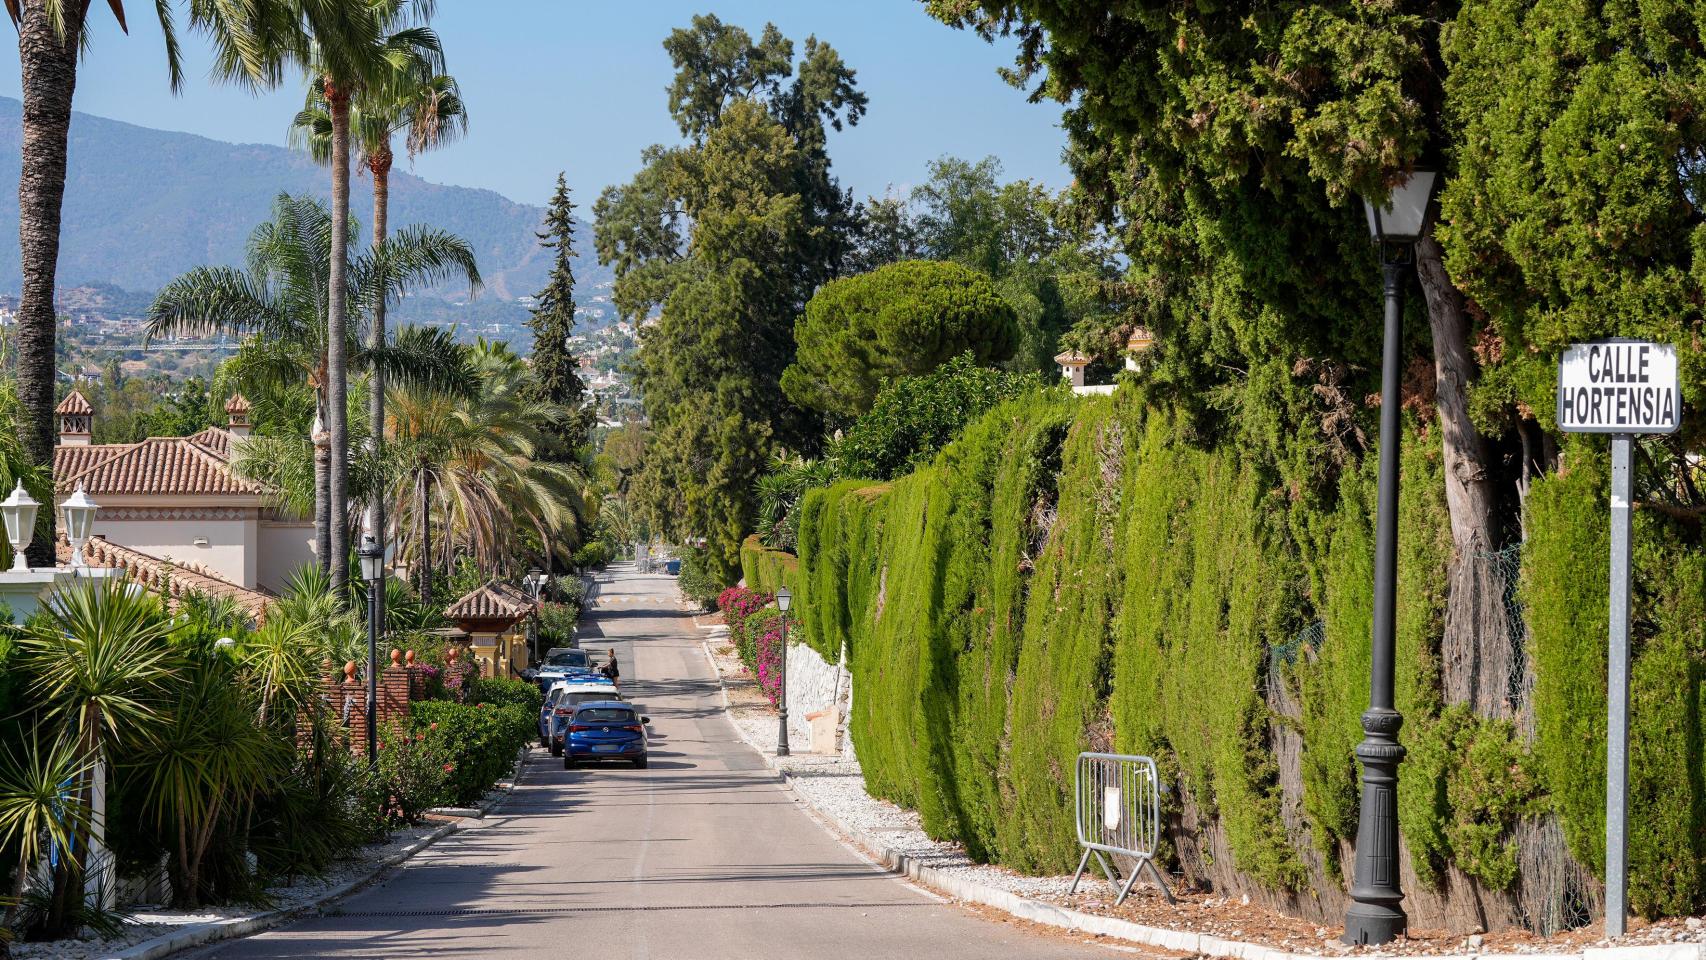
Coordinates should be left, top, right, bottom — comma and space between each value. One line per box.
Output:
563, 692, 615, 707
547, 651, 589, 668
575, 708, 635, 723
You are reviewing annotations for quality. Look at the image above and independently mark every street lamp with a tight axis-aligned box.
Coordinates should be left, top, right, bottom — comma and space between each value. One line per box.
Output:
61, 485, 98, 569
1, 481, 40, 573
775, 587, 792, 758
525, 567, 545, 663
1345, 168, 1439, 947
359, 529, 385, 770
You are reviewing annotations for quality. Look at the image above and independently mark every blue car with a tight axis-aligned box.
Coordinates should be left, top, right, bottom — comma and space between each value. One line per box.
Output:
563, 701, 649, 769
539, 679, 619, 755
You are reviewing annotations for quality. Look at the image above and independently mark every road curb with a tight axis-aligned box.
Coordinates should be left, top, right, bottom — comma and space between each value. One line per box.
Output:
106, 747, 531, 960
689, 619, 1685, 960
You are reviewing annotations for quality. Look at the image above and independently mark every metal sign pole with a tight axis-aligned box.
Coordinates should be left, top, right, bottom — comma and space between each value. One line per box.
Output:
1605, 433, 1632, 938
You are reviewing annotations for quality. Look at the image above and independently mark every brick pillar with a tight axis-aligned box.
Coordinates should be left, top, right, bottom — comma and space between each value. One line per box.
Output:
380, 649, 410, 726
340, 661, 367, 754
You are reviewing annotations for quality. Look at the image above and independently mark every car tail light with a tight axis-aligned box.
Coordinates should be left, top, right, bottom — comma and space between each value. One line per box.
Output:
570, 724, 591, 732
555, 708, 574, 717
622, 724, 643, 732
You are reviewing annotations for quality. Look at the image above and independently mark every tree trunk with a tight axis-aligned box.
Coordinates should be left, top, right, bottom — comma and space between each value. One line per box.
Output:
1415, 229, 1511, 720
370, 148, 391, 634
314, 399, 332, 575
419, 472, 432, 603
15, 0, 82, 568
326, 81, 353, 600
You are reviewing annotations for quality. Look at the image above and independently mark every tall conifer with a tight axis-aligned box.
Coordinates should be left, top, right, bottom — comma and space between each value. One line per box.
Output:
528, 173, 591, 456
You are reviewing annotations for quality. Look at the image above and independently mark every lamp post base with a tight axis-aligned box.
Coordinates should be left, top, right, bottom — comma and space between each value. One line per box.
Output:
1344, 707, 1407, 945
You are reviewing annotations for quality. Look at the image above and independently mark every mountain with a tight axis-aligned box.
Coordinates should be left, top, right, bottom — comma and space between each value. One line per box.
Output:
0, 96, 612, 326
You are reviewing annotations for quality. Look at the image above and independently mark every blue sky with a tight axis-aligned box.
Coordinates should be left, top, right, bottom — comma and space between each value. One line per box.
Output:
2, 1, 1072, 209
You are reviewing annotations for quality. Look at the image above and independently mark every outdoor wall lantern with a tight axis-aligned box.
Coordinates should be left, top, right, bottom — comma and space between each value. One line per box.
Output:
1344, 167, 1441, 948
61, 485, 98, 568
2, 481, 40, 572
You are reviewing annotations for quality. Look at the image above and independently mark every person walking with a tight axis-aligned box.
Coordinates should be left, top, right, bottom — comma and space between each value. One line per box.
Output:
601, 648, 621, 688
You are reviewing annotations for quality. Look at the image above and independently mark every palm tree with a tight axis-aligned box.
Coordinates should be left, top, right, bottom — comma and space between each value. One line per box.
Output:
19, 577, 177, 934
146, 193, 479, 564
298, 3, 444, 599
295, 61, 466, 635
5, 0, 189, 565
387, 340, 586, 595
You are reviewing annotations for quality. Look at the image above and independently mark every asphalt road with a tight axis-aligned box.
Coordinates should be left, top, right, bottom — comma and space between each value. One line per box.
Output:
184, 564, 1116, 959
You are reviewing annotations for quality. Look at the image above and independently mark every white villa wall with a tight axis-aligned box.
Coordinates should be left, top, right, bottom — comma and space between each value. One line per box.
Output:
784, 640, 851, 755
91, 515, 257, 588
257, 521, 316, 593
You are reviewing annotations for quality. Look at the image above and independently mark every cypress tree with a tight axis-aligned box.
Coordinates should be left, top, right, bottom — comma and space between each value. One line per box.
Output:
528, 173, 592, 456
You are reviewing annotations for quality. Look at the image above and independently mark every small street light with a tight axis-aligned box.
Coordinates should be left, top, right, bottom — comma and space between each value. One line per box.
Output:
775, 587, 792, 758
1344, 168, 1440, 947
1, 481, 39, 573
61, 485, 98, 569
359, 528, 385, 770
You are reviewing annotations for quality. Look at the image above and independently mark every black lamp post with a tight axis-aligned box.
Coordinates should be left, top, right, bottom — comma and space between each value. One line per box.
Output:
1345, 169, 1439, 947
525, 567, 545, 664
775, 587, 792, 758
359, 529, 385, 771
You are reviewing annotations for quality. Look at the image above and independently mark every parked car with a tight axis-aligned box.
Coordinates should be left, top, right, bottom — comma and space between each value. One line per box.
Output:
542, 680, 621, 756
535, 648, 595, 691
563, 702, 649, 769
664, 559, 681, 575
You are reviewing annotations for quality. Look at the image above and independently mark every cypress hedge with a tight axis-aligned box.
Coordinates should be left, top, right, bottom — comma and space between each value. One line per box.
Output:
787, 390, 1706, 923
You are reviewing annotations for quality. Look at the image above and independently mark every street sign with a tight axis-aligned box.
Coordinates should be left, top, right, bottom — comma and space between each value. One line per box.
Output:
1557, 340, 1680, 434
1558, 339, 1682, 939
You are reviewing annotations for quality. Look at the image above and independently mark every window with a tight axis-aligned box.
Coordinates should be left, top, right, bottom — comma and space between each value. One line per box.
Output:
575, 708, 634, 724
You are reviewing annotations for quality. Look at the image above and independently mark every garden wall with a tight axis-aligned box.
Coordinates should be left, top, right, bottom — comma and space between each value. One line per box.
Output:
785, 389, 1706, 933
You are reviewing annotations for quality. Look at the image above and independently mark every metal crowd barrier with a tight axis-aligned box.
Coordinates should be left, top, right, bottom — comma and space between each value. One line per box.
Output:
1070, 751, 1175, 905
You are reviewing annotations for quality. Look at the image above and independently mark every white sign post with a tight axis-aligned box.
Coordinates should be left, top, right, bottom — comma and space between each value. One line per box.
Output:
1557, 339, 1680, 938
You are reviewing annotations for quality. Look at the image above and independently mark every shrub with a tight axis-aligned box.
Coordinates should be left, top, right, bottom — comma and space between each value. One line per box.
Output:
835, 353, 1048, 481
572, 542, 610, 571
678, 547, 731, 609
408, 700, 534, 807
375, 722, 452, 825
468, 676, 544, 714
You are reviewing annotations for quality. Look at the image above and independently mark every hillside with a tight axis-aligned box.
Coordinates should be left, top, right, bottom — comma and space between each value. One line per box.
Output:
0, 96, 612, 328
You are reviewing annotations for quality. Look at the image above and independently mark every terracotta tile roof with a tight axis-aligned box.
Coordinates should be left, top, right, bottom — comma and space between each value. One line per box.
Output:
56, 436, 263, 496
1054, 350, 1091, 366
224, 393, 251, 416
53, 444, 126, 483
445, 580, 536, 622
186, 426, 235, 461
56, 391, 92, 415
57, 535, 273, 621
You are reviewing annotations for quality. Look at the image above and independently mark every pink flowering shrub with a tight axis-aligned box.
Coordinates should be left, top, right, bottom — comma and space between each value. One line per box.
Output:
718, 586, 772, 636
753, 621, 786, 707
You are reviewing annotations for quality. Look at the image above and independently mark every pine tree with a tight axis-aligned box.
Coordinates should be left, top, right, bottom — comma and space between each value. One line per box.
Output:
528, 173, 592, 457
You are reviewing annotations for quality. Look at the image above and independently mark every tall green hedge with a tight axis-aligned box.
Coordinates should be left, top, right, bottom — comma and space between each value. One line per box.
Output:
740, 535, 800, 597
787, 389, 1706, 923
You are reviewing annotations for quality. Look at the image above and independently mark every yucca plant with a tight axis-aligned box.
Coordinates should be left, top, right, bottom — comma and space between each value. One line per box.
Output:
130, 654, 285, 907
0, 727, 89, 934
18, 577, 176, 935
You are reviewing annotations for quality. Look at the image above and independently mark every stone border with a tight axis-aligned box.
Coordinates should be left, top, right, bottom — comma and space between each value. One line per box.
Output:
104, 748, 530, 960
689, 613, 1701, 960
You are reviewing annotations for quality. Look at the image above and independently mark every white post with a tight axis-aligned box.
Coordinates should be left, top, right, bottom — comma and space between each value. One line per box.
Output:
88, 755, 114, 909
1604, 433, 1632, 938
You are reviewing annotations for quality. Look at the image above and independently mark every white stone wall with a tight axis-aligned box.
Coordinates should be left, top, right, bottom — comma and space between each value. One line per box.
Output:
784, 640, 851, 754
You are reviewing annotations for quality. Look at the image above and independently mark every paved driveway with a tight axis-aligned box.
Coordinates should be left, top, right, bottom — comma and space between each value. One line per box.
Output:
184, 564, 1115, 959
